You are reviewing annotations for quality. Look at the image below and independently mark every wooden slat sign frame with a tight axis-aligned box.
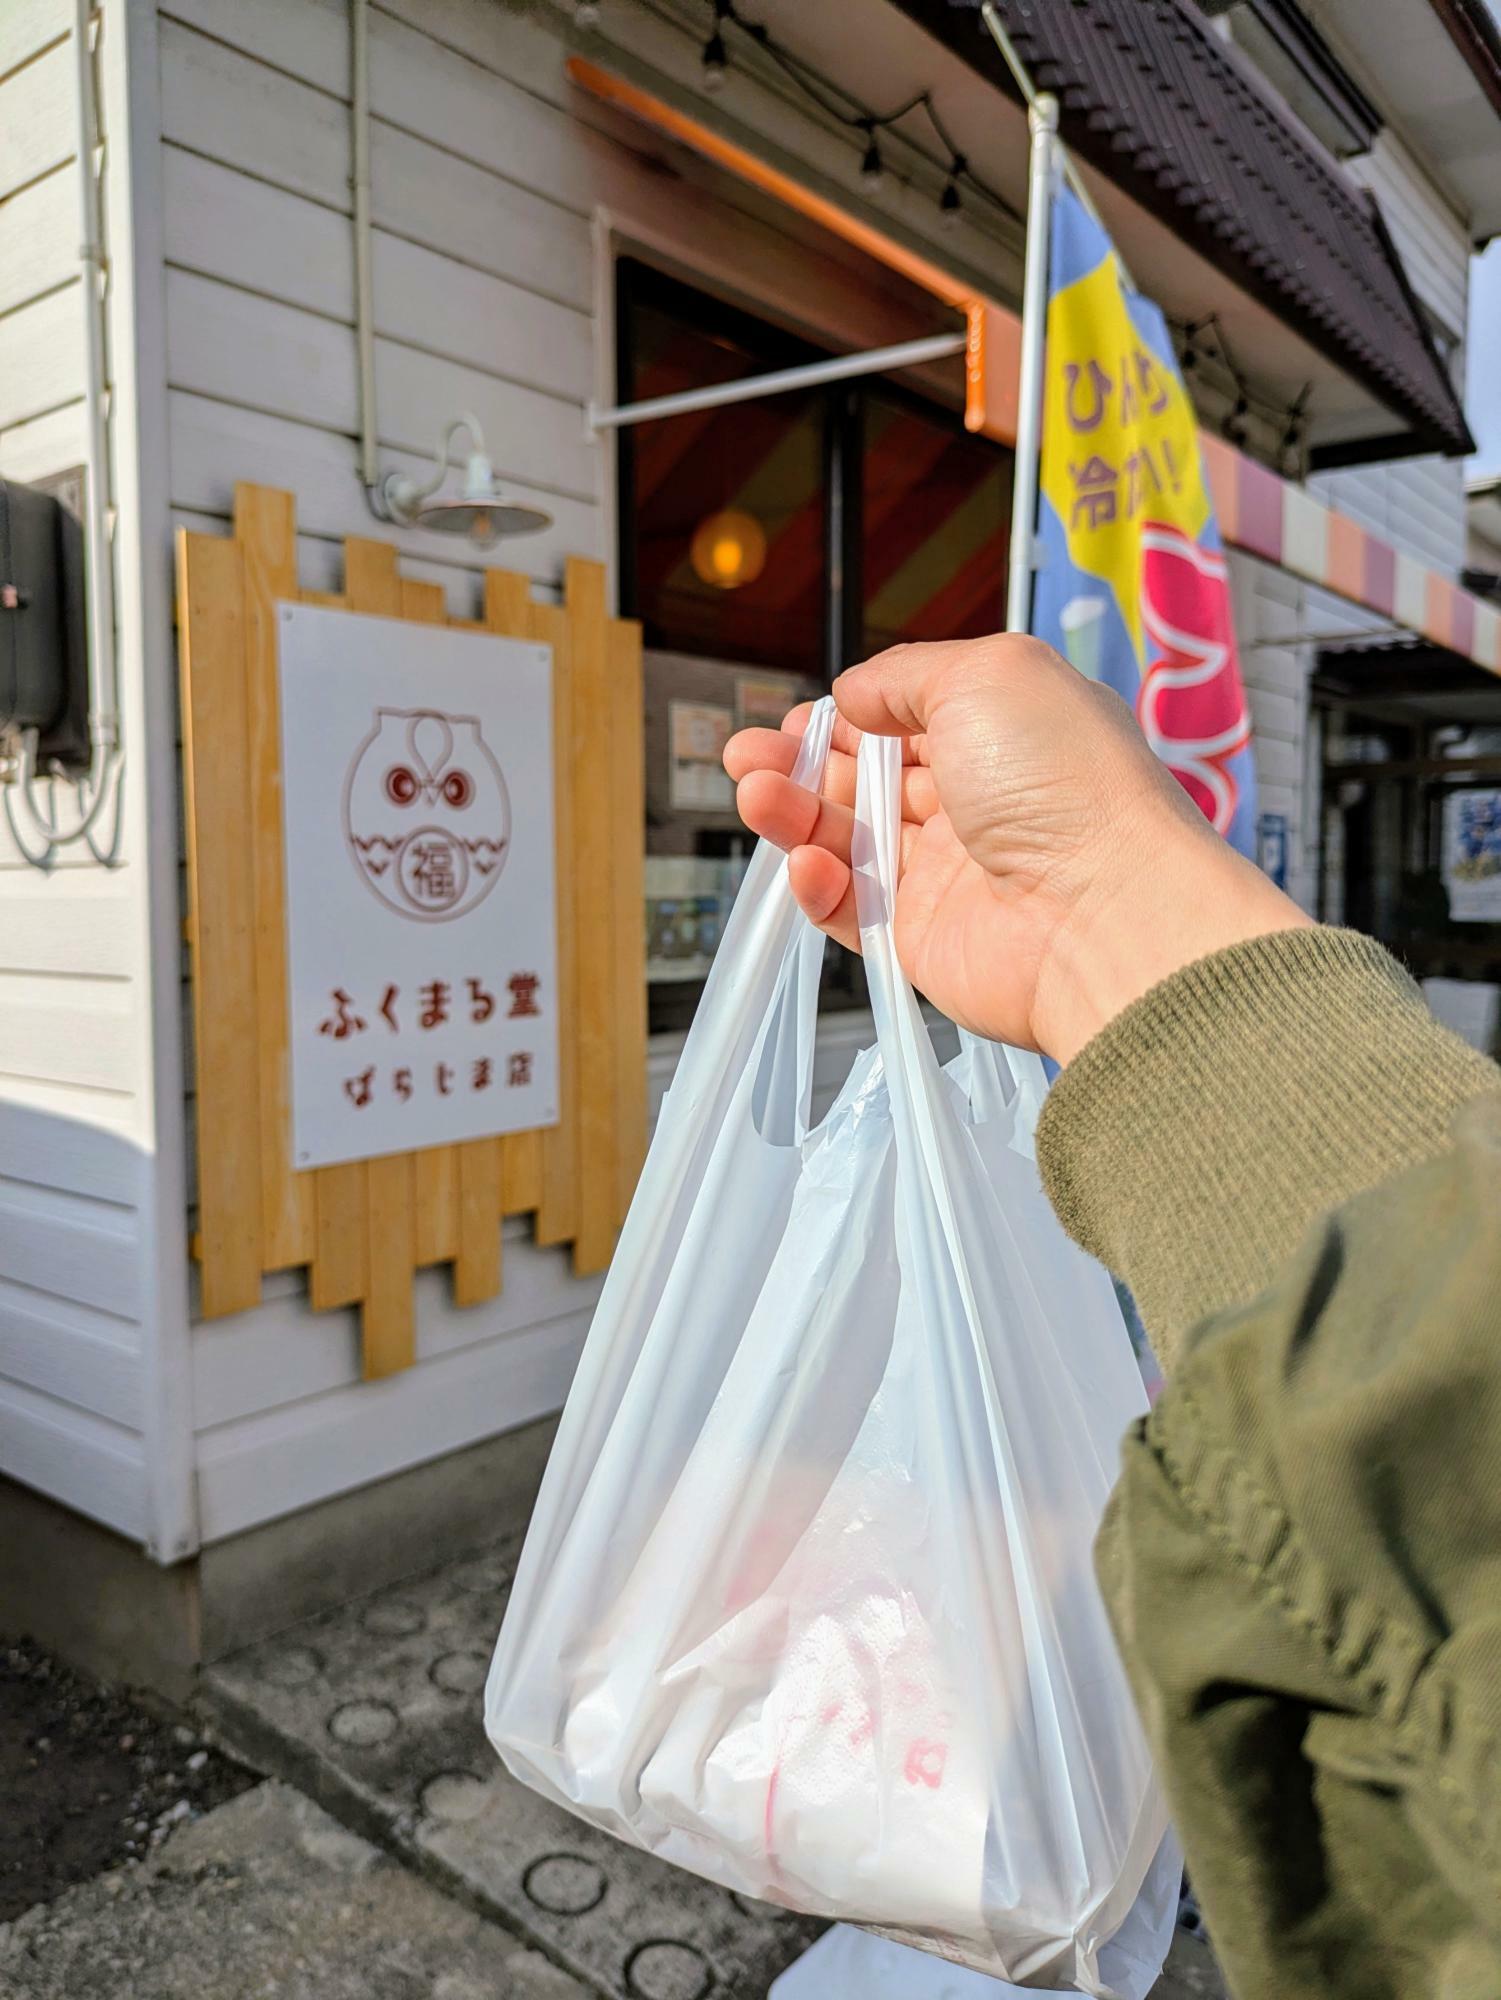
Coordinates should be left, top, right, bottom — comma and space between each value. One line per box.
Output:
177, 484, 647, 1376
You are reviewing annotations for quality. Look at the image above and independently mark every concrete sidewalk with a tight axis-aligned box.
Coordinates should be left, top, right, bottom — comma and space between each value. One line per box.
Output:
202, 1530, 816, 2000
0, 1780, 586, 2000
199, 1530, 1227, 2000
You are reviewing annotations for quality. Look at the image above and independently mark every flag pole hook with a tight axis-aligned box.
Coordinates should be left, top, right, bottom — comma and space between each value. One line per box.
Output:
979, 4, 1138, 294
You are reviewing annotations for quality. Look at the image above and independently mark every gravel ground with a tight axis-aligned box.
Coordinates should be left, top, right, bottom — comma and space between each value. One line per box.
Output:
0, 1634, 255, 1922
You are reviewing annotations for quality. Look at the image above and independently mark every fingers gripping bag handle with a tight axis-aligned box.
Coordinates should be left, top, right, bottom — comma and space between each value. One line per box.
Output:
487, 700, 838, 1776
850, 735, 1176, 1997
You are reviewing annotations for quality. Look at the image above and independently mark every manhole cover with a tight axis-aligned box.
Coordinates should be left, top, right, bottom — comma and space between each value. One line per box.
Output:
523, 1852, 609, 1915
624, 1939, 714, 2000
328, 1700, 399, 1748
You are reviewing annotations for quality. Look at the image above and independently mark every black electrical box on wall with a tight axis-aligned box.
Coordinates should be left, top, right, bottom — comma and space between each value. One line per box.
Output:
0, 476, 90, 772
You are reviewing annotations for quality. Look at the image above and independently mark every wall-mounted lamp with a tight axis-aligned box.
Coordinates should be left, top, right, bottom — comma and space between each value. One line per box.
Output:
374, 414, 552, 549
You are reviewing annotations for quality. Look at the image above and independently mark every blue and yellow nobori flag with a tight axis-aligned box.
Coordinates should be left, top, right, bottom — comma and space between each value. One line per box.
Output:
1031, 187, 1258, 856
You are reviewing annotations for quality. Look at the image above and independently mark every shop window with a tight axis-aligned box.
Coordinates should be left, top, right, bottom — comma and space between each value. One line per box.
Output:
616, 261, 1012, 1032
861, 391, 1012, 653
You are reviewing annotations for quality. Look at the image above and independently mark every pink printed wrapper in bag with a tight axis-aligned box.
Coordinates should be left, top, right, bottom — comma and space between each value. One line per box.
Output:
486, 707, 1179, 1997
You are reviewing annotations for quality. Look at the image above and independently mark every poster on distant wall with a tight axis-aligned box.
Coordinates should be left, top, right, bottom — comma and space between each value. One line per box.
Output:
668, 699, 734, 811
1442, 788, 1501, 923
278, 602, 558, 1169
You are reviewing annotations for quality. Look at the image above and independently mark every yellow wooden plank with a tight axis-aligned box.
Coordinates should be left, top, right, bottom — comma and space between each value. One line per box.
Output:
412, 1145, 458, 1267
399, 578, 445, 622
310, 1166, 366, 1311
453, 1138, 502, 1306
363, 1152, 415, 1377
532, 599, 578, 1248
235, 483, 315, 1270
343, 537, 402, 616
299, 590, 348, 609
484, 568, 529, 632
608, 612, 648, 1226
177, 529, 262, 1317
566, 558, 618, 1274
482, 570, 543, 1219
399, 576, 460, 1268
307, 538, 405, 1336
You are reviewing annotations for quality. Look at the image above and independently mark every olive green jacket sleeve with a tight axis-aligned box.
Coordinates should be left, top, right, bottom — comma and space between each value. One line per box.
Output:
1034, 929, 1501, 2000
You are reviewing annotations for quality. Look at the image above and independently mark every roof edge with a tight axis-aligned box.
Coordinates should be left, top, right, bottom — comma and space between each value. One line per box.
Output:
1428, 0, 1501, 123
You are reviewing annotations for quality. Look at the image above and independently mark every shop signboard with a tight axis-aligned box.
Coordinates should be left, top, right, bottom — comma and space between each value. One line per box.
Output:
278, 602, 558, 1169
1442, 788, 1501, 923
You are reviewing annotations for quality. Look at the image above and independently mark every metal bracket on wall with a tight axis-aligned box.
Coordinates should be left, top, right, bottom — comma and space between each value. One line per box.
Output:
587, 329, 967, 434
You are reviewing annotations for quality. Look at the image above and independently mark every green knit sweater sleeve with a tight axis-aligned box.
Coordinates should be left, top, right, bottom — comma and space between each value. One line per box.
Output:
1034, 926, 1501, 1371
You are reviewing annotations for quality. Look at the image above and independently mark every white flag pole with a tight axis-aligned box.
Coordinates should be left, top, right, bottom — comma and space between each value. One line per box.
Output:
1001, 85, 1059, 636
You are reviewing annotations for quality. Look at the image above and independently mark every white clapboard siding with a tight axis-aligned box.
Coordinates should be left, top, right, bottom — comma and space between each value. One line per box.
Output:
163, 269, 596, 499
193, 1229, 606, 1431
0, 1089, 143, 1206
0, 37, 73, 201
372, 123, 593, 315
0, 283, 86, 433
157, 18, 349, 209
0, 1277, 142, 1428
1348, 131, 1470, 338
0, 1, 162, 1549
0, 397, 88, 485
0, 892, 136, 977
161, 151, 591, 405
194, 1307, 592, 1541
0, 163, 75, 320
0, 1375, 147, 1539
1312, 457, 1465, 576
0, 1175, 141, 1319
0, 972, 139, 1096
168, 402, 601, 583
0, 0, 67, 77
162, 0, 348, 98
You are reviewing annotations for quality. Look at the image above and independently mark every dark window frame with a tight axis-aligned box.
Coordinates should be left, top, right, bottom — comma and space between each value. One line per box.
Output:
615, 257, 1006, 683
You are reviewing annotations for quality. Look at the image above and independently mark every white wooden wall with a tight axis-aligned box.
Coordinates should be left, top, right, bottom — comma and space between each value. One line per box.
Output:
1312, 130, 1471, 576
1241, 126, 1475, 917
0, 2, 179, 1543
157, 0, 972, 1544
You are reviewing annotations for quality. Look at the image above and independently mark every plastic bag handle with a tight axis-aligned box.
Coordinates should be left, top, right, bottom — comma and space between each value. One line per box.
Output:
853, 734, 1051, 1149
663, 697, 837, 1144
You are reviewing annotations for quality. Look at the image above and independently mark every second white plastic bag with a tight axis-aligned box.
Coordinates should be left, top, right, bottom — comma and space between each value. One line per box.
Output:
486, 703, 1177, 1995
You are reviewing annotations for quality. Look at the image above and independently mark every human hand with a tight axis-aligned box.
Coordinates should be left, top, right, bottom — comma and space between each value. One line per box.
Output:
724, 636, 1311, 1063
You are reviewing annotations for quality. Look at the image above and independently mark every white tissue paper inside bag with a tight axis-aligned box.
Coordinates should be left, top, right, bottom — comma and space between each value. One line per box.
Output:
486, 706, 1179, 1996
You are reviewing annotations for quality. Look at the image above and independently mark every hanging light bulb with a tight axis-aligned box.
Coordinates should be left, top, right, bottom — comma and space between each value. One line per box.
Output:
701, 3, 729, 95
690, 509, 767, 591
859, 124, 884, 188
939, 169, 963, 230
574, 0, 600, 25
1222, 392, 1250, 447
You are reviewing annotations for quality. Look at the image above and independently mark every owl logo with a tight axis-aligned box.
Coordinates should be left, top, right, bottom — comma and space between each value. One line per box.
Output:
341, 708, 510, 922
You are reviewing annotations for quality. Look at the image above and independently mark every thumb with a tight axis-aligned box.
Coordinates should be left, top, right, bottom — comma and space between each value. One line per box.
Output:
833, 633, 1056, 741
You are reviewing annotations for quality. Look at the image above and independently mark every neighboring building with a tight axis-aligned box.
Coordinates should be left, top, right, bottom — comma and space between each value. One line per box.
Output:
1, 0, 1498, 1688
1468, 473, 1501, 593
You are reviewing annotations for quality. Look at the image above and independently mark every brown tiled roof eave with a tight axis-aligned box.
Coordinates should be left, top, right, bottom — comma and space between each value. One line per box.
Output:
888, 0, 1476, 458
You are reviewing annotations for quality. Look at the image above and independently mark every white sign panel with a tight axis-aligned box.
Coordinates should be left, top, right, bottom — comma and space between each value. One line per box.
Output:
278, 601, 557, 1169
1443, 788, 1501, 924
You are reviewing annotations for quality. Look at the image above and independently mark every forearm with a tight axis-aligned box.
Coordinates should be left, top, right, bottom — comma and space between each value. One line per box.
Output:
1035, 926, 1501, 1371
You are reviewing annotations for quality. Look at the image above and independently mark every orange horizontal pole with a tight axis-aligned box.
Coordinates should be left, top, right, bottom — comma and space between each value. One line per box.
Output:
567, 56, 1022, 443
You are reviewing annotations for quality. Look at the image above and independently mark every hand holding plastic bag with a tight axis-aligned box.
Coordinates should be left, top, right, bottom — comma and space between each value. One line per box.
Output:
487, 705, 1177, 1995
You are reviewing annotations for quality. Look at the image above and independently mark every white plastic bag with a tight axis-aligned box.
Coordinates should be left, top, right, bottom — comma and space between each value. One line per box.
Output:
486, 704, 1178, 1995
